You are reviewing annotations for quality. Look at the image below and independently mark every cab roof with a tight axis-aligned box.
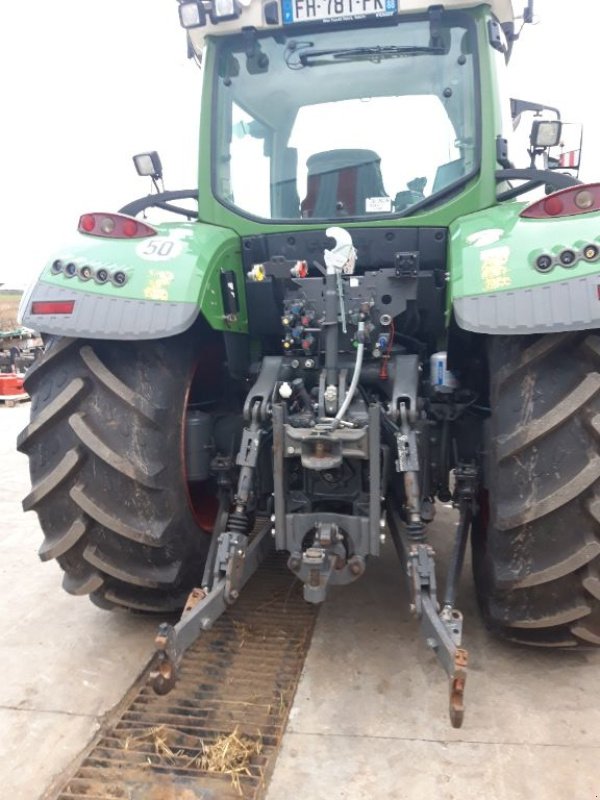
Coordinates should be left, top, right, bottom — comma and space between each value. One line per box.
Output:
186, 0, 525, 56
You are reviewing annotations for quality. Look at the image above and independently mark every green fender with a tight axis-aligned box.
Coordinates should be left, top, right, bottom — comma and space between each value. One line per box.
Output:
449, 202, 600, 334
20, 222, 247, 340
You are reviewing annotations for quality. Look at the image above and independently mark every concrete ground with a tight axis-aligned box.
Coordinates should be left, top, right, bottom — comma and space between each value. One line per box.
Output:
0, 404, 157, 800
1, 402, 599, 799
267, 534, 600, 798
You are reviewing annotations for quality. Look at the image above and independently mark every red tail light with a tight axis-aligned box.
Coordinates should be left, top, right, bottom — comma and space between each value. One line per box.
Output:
78, 213, 157, 238
31, 300, 75, 315
520, 183, 600, 219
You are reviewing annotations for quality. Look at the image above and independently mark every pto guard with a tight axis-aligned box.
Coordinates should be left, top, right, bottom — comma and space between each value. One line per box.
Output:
450, 202, 600, 334
20, 222, 246, 340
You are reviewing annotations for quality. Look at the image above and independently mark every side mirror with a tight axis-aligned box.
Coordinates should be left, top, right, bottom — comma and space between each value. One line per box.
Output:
530, 120, 562, 149
133, 151, 163, 181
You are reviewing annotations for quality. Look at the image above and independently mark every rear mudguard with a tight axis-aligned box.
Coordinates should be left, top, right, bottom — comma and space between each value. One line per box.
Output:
20, 222, 247, 339
450, 202, 600, 334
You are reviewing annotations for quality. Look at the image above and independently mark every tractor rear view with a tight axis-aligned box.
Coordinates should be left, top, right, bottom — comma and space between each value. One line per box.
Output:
17, 0, 600, 727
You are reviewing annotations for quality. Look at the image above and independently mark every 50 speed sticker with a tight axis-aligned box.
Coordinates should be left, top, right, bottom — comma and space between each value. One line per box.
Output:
136, 236, 183, 262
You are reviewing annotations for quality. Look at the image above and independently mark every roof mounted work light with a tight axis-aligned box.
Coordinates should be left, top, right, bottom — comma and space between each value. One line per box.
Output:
212, 0, 240, 21
178, 1, 207, 29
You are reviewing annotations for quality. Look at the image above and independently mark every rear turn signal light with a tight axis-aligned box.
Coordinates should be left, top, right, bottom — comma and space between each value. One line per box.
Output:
31, 300, 75, 315
78, 213, 157, 238
521, 183, 600, 219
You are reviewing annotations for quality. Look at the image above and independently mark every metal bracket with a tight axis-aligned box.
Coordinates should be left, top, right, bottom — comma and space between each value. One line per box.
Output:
388, 501, 472, 728
395, 404, 419, 473
395, 402, 422, 531
149, 520, 273, 695
421, 592, 468, 728
407, 542, 437, 617
394, 251, 420, 278
214, 531, 247, 604
388, 354, 419, 423
443, 462, 478, 611
301, 547, 335, 603
242, 355, 282, 422
236, 427, 262, 470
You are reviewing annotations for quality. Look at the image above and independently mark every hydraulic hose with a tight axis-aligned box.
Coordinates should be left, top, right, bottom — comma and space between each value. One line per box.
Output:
332, 320, 365, 427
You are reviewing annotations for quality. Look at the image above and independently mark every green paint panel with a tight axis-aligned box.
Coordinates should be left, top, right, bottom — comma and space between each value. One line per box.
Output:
449, 202, 600, 303
37, 222, 248, 333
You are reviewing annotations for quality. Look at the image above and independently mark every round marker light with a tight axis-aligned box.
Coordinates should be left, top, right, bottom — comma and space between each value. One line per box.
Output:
95, 268, 109, 284
559, 249, 577, 267
78, 265, 93, 281
65, 262, 77, 277
122, 219, 138, 237
575, 190, 595, 210
112, 271, 127, 286
584, 244, 599, 261
535, 254, 553, 273
80, 214, 95, 233
100, 217, 115, 234
51, 260, 63, 274
543, 196, 564, 216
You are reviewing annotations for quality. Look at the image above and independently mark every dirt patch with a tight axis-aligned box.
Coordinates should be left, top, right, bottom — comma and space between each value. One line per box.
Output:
0, 292, 22, 331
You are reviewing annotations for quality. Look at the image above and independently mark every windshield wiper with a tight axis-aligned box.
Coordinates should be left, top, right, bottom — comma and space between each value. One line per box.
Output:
299, 45, 444, 66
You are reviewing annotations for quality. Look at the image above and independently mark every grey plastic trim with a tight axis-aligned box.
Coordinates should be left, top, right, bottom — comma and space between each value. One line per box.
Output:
22, 283, 199, 340
454, 274, 600, 334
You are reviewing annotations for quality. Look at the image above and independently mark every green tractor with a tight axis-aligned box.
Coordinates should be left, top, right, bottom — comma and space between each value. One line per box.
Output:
17, 0, 600, 727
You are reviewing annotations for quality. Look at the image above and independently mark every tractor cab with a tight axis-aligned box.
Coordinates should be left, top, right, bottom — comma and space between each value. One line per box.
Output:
170, 0, 549, 231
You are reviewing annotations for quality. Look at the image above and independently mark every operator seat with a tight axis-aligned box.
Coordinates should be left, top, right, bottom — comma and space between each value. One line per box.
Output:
301, 149, 388, 218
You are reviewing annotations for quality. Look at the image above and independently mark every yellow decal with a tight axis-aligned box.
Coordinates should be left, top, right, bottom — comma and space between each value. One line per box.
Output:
144, 270, 175, 301
480, 246, 512, 292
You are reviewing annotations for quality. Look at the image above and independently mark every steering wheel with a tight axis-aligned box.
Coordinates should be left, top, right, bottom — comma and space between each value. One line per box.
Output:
119, 189, 199, 219
496, 169, 581, 202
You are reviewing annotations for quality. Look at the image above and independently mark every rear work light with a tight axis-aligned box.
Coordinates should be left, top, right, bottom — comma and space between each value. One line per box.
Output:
78, 213, 157, 239
520, 183, 600, 219
31, 300, 75, 315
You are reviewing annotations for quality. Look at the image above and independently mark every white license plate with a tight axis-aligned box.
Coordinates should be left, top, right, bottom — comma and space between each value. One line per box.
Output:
282, 0, 397, 24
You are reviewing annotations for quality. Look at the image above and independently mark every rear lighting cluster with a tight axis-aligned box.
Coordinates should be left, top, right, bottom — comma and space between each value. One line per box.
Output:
521, 184, 600, 219
78, 212, 157, 239
533, 243, 600, 273
30, 300, 75, 315
51, 259, 129, 286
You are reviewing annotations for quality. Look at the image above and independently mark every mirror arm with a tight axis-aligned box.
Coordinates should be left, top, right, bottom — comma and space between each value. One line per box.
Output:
511, 98, 561, 122
496, 168, 581, 202
524, 1, 534, 24
152, 202, 199, 219
497, 179, 544, 202
119, 189, 199, 217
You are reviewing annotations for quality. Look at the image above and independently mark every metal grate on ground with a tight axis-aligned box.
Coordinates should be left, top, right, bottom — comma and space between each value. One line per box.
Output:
50, 551, 318, 800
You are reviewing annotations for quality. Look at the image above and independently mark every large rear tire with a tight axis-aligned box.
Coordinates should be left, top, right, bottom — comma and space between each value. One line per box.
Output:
473, 332, 600, 647
17, 329, 218, 613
